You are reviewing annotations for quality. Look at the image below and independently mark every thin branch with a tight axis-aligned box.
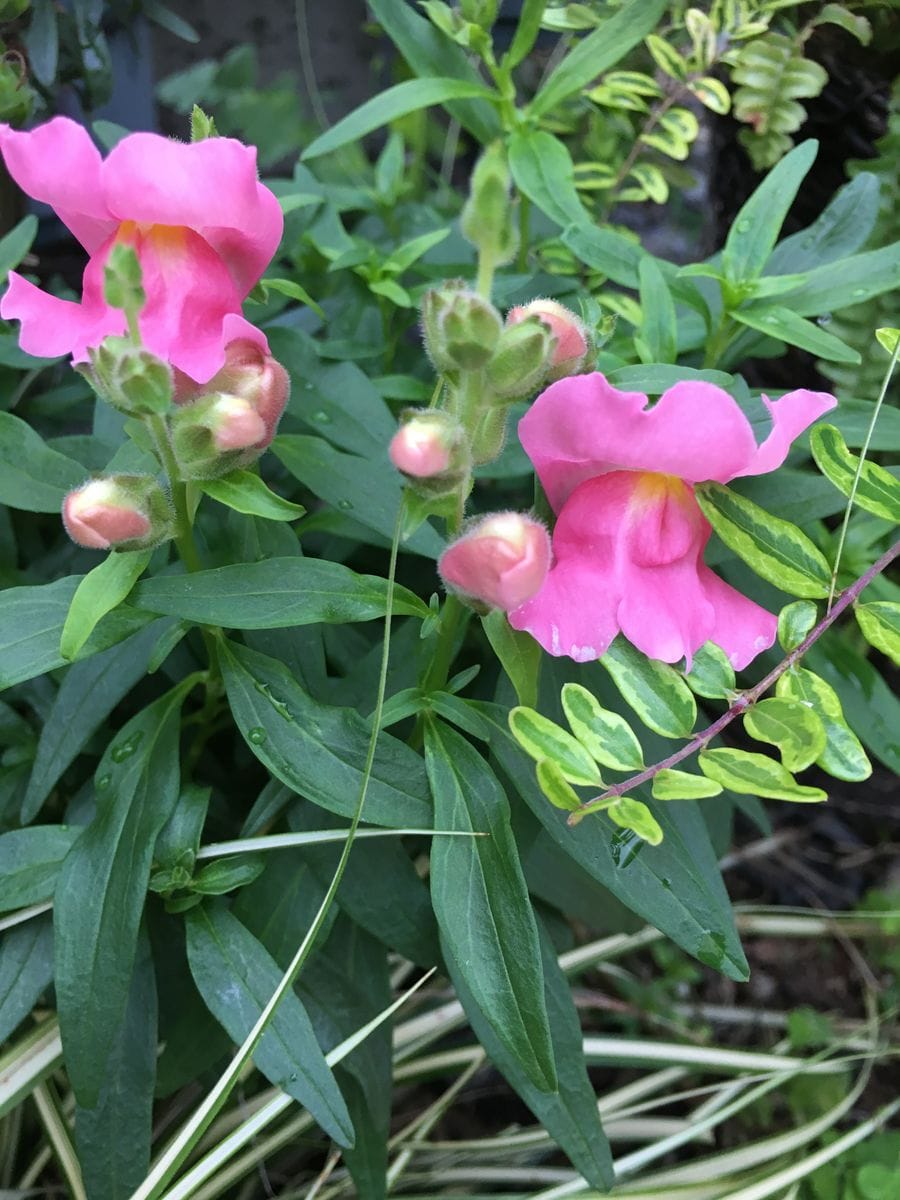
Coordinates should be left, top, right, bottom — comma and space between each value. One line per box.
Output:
570, 537, 900, 822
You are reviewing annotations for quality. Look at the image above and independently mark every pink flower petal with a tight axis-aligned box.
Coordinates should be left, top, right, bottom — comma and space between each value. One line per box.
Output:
735, 388, 837, 478
0, 118, 115, 252
102, 134, 283, 296
0, 270, 123, 360
697, 567, 777, 669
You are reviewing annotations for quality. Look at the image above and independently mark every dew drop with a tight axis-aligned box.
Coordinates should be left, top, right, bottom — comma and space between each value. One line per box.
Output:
852, 287, 867, 298
111, 731, 144, 762
96, 774, 112, 792
311, 409, 331, 424
736, 219, 751, 233
303, 382, 314, 391
253, 682, 293, 721
609, 829, 644, 868
248, 726, 268, 745
816, 313, 832, 327
337, 498, 354, 510
696, 930, 727, 969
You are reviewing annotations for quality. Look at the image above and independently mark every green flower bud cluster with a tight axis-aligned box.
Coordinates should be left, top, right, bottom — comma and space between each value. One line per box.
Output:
85, 337, 174, 416
461, 142, 518, 268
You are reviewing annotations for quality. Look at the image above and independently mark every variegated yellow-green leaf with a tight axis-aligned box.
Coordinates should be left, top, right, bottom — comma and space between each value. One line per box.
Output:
660, 107, 699, 143
777, 600, 818, 653
607, 797, 663, 845
640, 128, 691, 162
810, 424, 900, 523
743, 697, 827, 773
683, 642, 735, 700
855, 602, 900, 668
652, 769, 723, 801
603, 70, 662, 98
698, 748, 827, 802
536, 758, 583, 812
776, 667, 871, 782
695, 483, 832, 599
509, 707, 603, 787
629, 163, 668, 203
561, 683, 644, 772
875, 327, 899, 355
601, 638, 697, 738
690, 76, 731, 114
645, 33, 687, 80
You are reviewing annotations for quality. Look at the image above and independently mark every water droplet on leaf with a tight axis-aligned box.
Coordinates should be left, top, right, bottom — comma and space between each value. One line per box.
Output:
248, 726, 268, 745
337, 498, 353, 510
610, 828, 644, 868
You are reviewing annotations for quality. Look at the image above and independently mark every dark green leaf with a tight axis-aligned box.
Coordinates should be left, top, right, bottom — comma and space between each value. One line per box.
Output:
732, 306, 860, 364
23, 0, 59, 84
54, 681, 191, 1104
134, 557, 429, 627
766, 173, 880, 275
0, 826, 80, 912
505, 0, 547, 68
185, 904, 354, 1146
721, 140, 818, 282
0, 216, 38, 281
425, 720, 556, 1092
696, 482, 832, 599
638, 257, 677, 364
482, 610, 542, 709
0, 917, 54, 1044
0, 413, 86, 512
561, 222, 643, 288
772, 240, 900, 317
60, 551, 151, 661
508, 129, 586, 228
219, 639, 431, 828
200, 471, 305, 521
303, 78, 495, 160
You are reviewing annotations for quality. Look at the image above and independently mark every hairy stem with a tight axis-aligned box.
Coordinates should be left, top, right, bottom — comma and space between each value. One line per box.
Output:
571, 537, 900, 822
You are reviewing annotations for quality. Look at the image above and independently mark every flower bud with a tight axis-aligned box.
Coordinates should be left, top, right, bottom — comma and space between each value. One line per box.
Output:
507, 299, 589, 379
421, 283, 502, 373
390, 409, 470, 498
171, 392, 269, 479
86, 336, 174, 415
461, 142, 518, 267
439, 512, 551, 612
485, 316, 555, 400
62, 475, 174, 551
174, 339, 290, 443
460, 0, 499, 28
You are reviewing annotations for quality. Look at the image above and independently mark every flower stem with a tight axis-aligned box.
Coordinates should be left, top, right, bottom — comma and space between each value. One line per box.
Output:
570, 537, 900, 822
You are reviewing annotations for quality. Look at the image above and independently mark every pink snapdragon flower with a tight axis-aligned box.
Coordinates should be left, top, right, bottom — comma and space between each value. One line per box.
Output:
508, 374, 836, 669
0, 118, 282, 382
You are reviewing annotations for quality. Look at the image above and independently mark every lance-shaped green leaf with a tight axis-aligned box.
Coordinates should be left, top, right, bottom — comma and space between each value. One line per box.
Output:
185, 904, 354, 1146
0, 412, 85, 513
732, 306, 860, 364
302, 77, 496, 160
55, 681, 191, 1105
0, 917, 54, 1046
698, 748, 827, 802
683, 642, 736, 699
444, 927, 613, 1191
600, 638, 697, 738
200, 471, 306, 521
504, 0, 548, 69
855, 603, 900, 668
0, 826, 80, 912
810, 424, 900, 522
561, 223, 643, 288
722, 139, 817, 282
744, 697, 827, 773
772, 239, 900, 317
60, 550, 152, 661
508, 129, 586, 228
529, 0, 666, 117
696, 483, 832, 599
425, 720, 556, 1093
508, 707, 602, 786
776, 666, 871, 782
766, 173, 879, 275
561, 683, 644, 771
483, 610, 541, 709
134, 557, 429, 627
652, 769, 723, 800
607, 797, 663, 845
219, 639, 431, 828
778, 600, 818, 652
536, 758, 582, 812
637, 256, 677, 364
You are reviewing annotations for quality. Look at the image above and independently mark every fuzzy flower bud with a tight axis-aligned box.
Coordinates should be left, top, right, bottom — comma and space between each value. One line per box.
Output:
85, 336, 174, 415
62, 475, 174, 551
507, 299, 589, 380
421, 282, 502, 373
171, 392, 269, 479
485, 316, 555, 400
461, 142, 518, 267
439, 512, 551, 612
174, 339, 290, 443
390, 409, 470, 498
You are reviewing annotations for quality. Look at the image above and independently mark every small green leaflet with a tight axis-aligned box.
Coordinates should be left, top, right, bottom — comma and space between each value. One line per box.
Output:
482, 610, 541, 709
600, 638, 697, 738
200, 471, 306, 521
696, 483, 832, 599
508, 707, 602, 787
536, 758, 582, 812
60, 551, 152, 661
607, 797, 663, 845
778, 600, 818, 652
698, 748, 827, 802
682, 642, 735, 700
652, 770, 723, 800
810, 424, 900, 522
855, 603, 900, 668
776, 667, 871, 782
560, 683, 644, 771
261, 277, 324, 318
743, 697, 827, 773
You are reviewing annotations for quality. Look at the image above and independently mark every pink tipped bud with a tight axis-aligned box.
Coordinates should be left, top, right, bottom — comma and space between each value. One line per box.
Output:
507, 300, 589, 378
390, 416, 453, 478
174, 339, 290, 446
439, 512, 551, 612
62, 475, 173, 551
209, 395, 268, 451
